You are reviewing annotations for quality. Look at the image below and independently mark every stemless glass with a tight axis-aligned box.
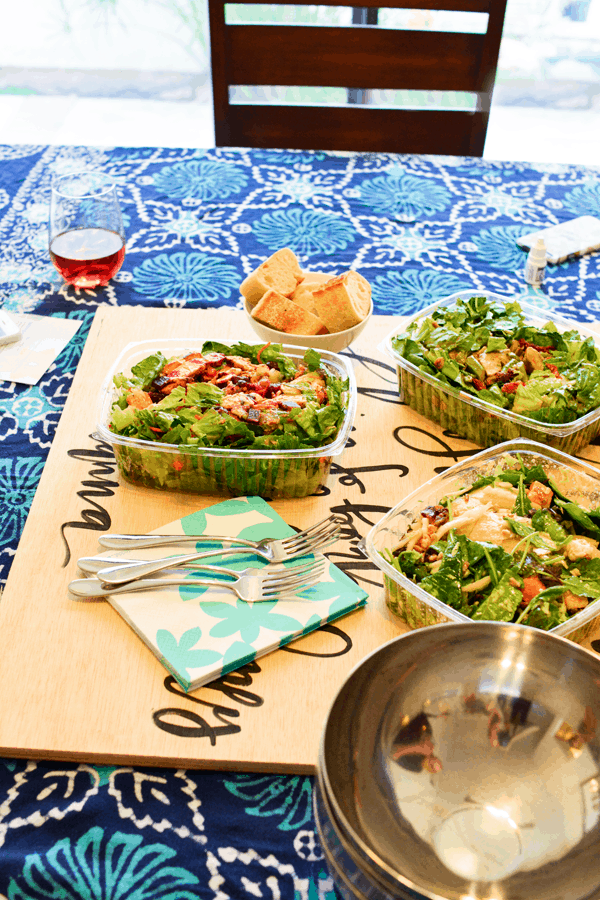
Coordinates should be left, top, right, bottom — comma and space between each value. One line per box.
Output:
49, 171, 126, 290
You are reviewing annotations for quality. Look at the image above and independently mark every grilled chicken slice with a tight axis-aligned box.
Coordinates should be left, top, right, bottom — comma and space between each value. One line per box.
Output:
153, 352, 211, 394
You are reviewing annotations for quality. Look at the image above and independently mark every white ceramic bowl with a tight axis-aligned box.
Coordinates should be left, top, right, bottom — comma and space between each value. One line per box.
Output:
243, 296, 373, 353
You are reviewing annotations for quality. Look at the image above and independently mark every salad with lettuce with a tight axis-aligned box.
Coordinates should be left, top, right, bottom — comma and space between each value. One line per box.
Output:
392, 296, 600, 425
109, 341, 348, 451
384, 457, 600, 631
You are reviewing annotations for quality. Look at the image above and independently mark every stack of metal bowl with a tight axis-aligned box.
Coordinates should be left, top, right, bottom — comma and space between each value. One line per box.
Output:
315, 623, 600, 900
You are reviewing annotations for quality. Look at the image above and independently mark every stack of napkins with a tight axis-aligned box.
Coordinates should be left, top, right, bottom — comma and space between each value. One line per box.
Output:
106, 496, 368, 691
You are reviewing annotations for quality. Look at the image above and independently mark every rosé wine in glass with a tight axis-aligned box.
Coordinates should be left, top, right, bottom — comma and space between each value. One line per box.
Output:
49, 172, 126, 290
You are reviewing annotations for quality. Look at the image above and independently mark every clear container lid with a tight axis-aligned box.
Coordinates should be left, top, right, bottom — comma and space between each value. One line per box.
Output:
381, 291, 600, 438
96, 338, 357, 459
363, 438, 600, 639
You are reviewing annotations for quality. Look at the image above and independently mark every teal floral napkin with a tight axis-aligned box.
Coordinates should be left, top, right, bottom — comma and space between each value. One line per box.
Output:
107, 496, 368, 691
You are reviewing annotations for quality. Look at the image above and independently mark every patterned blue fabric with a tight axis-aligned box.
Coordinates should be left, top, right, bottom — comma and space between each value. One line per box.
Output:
1, 142, 600, 897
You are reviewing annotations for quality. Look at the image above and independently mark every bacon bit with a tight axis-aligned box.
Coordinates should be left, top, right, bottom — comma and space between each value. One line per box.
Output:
497, 369, 516, 384
546, 362, 561, 378
472, 378, 485, 391
518, 339, 552, 353
434, 357, 444, 370
501, 381, 523, 394
256, 342, 271, 365
421, 505, 450, 526
172, 459, 184, 471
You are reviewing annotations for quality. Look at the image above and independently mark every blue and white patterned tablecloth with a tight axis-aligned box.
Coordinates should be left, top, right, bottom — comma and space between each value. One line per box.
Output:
2, 142, 600, 898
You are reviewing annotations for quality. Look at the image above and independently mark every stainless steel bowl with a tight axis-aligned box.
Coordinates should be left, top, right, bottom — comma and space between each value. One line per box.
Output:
316, 623, 600, 900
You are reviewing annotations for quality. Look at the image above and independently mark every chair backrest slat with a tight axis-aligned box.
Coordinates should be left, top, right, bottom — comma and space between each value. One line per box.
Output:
228, 27, 485, 92
209, 0, 508, 156
222, 105, 488, 155
227, 0, 493, 9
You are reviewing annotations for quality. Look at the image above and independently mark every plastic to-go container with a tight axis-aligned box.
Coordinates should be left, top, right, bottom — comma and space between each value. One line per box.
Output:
363, 439, 600, 645
382, 291, 600, 455
96, 339, 357, 500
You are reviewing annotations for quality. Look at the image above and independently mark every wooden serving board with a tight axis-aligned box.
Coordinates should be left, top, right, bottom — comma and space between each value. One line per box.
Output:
1, 307, 600, 772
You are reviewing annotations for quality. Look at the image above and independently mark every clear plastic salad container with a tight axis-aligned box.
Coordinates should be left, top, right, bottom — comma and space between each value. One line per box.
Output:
382, 291, 600, 454
96, 338, 356, 499
363, 439, 600, 645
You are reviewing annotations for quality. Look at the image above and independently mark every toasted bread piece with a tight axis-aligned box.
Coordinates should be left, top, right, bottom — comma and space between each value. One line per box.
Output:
251, 289, 327, 335
240, 248, 303, 307
311, 270, 371, 333
301, 271, 334, 285
290, 272, 335, 315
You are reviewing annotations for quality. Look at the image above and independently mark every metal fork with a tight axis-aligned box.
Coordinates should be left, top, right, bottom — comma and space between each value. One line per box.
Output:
69, 558, 327, 601
95, 514, 343, 586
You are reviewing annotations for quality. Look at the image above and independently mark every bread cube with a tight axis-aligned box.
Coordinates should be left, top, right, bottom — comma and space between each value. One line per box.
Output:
251, 288, 327, 335
240, 248, 303, 308
311, 271, 371, 333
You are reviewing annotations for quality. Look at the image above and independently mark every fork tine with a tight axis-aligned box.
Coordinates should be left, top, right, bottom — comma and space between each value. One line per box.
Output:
286, 526, 340, 554
281, 517, 342, 552
262, 566, 325, 588
282, 522, 341, 555
262, 562, 327, 590
261, 571, 326, 598
281, 514, 343, 547
270, 558, 326, 577
283, 514, 343, 544
263, 568, 326, 589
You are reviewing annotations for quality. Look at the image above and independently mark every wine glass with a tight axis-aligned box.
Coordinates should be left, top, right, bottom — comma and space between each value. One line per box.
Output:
49, 171, 126, 290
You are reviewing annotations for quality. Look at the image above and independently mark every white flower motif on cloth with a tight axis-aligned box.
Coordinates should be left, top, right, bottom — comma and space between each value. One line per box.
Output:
21, 203, 49, 225
0, 146, 44, 161
0, 762, 100, 850
359, 222, 450, 265
112, 269, 133, 282
127, 204, 239, 256
259, 171, 340, 208
294, 830, 323, 861
0, 287, 45, 313
0, 262, 40, 285
107, 768, 207, 845
215, 846, 309, 900
458, 185, 535, 220
26, 228, 51, 254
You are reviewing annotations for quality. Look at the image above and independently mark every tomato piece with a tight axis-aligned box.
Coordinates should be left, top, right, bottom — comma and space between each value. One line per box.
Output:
522, 575, 545, 604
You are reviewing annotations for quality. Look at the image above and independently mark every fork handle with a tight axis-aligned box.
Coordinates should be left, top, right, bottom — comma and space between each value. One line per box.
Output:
98, 534, 258, 551
98, 556, 240, 585
69, 577, 239, 599
80, 546, 255, 577
78, 556, 227, 575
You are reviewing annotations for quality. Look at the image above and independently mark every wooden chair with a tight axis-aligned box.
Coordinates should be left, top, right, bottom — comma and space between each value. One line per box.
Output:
208, 0, 508, 156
